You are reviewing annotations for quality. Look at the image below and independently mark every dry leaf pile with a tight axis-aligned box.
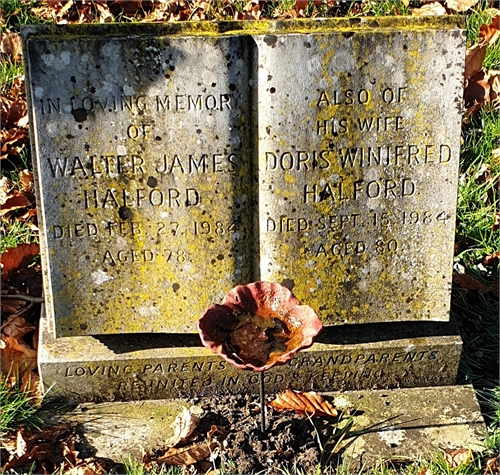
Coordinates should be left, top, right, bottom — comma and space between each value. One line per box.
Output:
463, 11, 500, 122
1, 425, 112, 474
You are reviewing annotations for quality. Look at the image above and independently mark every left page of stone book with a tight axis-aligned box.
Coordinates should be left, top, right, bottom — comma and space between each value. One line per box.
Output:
23, 25, 255, 336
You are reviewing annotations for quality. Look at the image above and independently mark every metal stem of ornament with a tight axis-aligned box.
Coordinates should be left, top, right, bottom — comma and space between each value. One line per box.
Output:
260, 371, 266, 433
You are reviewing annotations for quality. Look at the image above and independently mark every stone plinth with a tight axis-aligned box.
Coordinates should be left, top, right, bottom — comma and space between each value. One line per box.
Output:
330, 385, 485, 465
41, 386, 484, 466
39, 313, 462, 402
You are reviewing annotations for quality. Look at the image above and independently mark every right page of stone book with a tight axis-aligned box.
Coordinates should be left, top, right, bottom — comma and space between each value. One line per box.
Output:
256, 24, 465, 324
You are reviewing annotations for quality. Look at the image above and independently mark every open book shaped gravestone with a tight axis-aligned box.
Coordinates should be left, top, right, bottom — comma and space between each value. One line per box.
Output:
23, 17, 468, 400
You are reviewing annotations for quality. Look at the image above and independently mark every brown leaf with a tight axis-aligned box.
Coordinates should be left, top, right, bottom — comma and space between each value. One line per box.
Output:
464, 69, 490, 107
0, 127, 29, 160
465, 43, 487, 79
446, 0, 479, 12
0, 190, 32, 216
483, 251, 500, 267
452, 273, 492, 293
0, 335, 37, 378
18, 208, 38, 224
463, 102, 483, 123
156, 442, 216, 466
19, 170, 34, 194
0, 32, 23, 61
16, 429, 28, 457
165, 406, 202, 447
440, 447, 473, 469
0, 176, 14, 203
2, 315, 36, 339
20, 371, 43, 406
228, 321, 270, 367
490, 70, 500, 108
479, 15, 500, 45
94, 2, 113, 23
269, 389, 338, 417
411, 2, 447, 16
485, 455, 500, 474
1, 243, 40, 282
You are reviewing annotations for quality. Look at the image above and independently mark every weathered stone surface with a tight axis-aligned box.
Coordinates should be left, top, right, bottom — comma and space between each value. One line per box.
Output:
40, 386, 484, 466
24, 17, 465, 336
23, 26, 255, 336
41, 399, 191, 462
39, 314, 462, 402
256, 25, 465, 325
329, 385, 484, 465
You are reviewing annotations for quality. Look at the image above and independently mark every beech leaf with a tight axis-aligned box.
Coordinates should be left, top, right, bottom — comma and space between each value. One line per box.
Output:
165, 406, 203, 447
19, 170, 34, 193
1, 243, 40, 282
269, 389, 338, 417
479, 15, 500, 45
465, 43, 487, 79
0, 32, 23, 61
440, 447, 473, 469
446, 0, 479, 12
452, 273, 493, 293
411, 2, 447, 16
156, 442, 216, 466
2, 315, 36, 340
0, 191, 32, 217
0, 335, 37, 378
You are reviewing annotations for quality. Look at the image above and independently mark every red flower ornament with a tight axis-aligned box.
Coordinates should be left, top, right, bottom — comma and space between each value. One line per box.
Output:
197, 282, 323, 372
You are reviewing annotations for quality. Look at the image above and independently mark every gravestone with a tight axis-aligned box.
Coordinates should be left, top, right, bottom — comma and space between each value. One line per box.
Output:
23, 18, 470, 401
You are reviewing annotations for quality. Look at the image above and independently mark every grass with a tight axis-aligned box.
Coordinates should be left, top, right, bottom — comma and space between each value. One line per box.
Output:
0, 376, 43, 436
0, 0, 53, 32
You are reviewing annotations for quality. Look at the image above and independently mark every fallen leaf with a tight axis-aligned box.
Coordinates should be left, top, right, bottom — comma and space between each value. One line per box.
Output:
0, 176, 14, 203
485, 455, 500, 474
19, 170, 34, 194
94, 2, 113, 23
165, 406, 203, 447
440, 447, 473, 469
411, 2, 447, 16
475, 162, 491, 183
0, 32, 23, 61
465, 43, 487, 79
0, 190, 32, 217
0, 335, 37, 378
1, 243, 40, 282
156, 442, 216, 466
20, 371, 43, 406
463, 102, 483, 123
269, 389, 338, 417
464, 69, 490, 107
452, 273, 493, 293
0, 127, 29, 160
483, 252, 500, 267
228, 321, 271, 367
16, 429, 27, 457
1, 315, 36, 339
479, 15, 500, 45
490, 70, 500, 108
446, 0, 479, 12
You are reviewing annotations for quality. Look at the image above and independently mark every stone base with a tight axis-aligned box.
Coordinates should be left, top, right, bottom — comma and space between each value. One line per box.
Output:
41, 385, 484, 467
39, 311, 463, 402
327, 385, 485, 466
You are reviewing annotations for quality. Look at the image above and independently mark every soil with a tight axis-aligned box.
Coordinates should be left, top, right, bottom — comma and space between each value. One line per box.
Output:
175, 393, 328, 474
